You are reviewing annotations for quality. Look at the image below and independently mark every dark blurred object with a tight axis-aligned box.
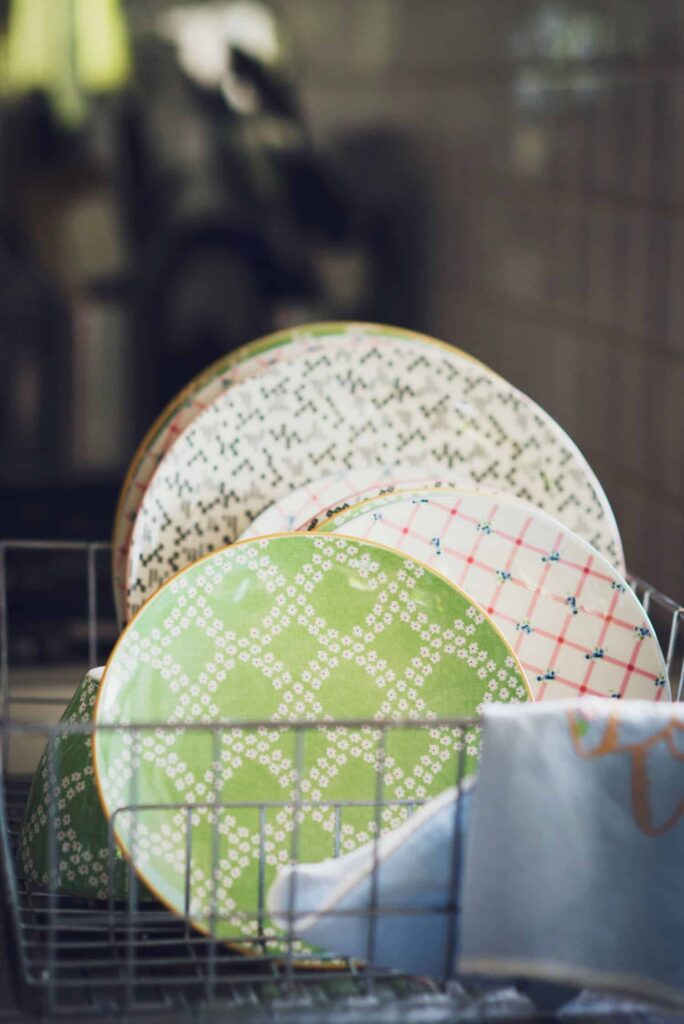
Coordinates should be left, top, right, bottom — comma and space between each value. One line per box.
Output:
0, 542, 117, 667
133, 1, 350, 407
329, 129, 429, 331
0, 227, 70, 486
0, 0, 428, 545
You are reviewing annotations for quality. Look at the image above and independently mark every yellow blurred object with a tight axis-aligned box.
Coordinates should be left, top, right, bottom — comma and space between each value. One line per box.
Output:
74, 0, 131, 93
5, 0, 61, 93
3, 0, 131, 126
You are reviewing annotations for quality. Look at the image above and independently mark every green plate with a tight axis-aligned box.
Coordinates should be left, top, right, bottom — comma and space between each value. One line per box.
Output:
20, 669, 132, 899
95, 534, 529, 953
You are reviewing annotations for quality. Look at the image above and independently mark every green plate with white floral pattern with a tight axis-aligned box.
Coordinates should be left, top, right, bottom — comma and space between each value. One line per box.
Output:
94, 534, 529, 954
19, 669, 135, 899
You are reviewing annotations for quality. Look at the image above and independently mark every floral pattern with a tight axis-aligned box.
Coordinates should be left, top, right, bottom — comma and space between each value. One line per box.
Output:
98, 535, 529, 951
20, 669, 132, 899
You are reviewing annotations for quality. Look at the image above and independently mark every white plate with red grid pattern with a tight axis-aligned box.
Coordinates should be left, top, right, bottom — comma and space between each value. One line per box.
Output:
240, 466, 495, 539
316, 489, 668, 702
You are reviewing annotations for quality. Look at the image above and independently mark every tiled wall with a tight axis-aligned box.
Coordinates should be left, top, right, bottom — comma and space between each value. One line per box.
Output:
278, 0, 684, 597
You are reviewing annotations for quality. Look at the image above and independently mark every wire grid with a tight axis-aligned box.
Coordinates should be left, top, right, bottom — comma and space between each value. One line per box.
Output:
2, 722, 470, 1021
0, 540, 682, 1023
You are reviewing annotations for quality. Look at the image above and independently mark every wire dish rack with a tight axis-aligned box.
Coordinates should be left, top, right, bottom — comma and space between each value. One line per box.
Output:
0, 540, 682, 1024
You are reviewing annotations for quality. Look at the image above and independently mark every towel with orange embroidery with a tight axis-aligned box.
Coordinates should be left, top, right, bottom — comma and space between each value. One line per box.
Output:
459, 699, 684, 1008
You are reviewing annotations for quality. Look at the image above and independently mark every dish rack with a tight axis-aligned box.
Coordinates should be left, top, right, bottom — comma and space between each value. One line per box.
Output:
0, 540, 682, 1024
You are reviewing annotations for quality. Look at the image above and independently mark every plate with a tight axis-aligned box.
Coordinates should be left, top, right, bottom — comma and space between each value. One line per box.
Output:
240, 466, 477, 538
113, 322, 484, 622
95, 533, 529, 951
112, 331, 318, 623
317, 489, 668, 702
20, 669, 133, 899
125, 331, 623, 619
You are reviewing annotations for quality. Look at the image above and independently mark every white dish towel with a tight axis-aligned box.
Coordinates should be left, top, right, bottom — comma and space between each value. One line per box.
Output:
459, 699, 684, 1008
267, 781, 473, 975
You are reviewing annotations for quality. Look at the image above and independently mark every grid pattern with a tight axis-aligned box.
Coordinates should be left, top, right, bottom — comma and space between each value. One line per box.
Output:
320, 492, 669, 702
241, 467, 480, 538
2, 734, 467, 1020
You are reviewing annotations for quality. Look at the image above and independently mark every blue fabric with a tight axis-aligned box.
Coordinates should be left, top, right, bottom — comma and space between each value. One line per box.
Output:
459, 699, 684, 1008
267, 784, 472, 975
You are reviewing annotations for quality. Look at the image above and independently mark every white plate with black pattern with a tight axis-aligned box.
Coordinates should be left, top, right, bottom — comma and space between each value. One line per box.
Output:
126, 328, 624, 619
113, 321, 485, 623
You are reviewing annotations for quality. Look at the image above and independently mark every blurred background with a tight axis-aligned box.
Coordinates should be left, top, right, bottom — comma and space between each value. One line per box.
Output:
0, 0, 682, 629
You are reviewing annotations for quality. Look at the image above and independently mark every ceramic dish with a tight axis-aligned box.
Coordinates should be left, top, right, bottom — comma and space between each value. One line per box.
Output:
20, 669, 133, 899
125, 333, 623, 618
240, 466, 477, 539
95, 533, 529, 952
316, 489, 668, 702
113, 322, 485, 622
112, 332, 319, 623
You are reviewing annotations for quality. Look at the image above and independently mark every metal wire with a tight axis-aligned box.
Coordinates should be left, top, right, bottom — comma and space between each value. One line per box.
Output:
0, 540, 681, 1022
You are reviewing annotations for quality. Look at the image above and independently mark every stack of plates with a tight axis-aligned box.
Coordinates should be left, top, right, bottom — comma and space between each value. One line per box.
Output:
21, 322, 668, 954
